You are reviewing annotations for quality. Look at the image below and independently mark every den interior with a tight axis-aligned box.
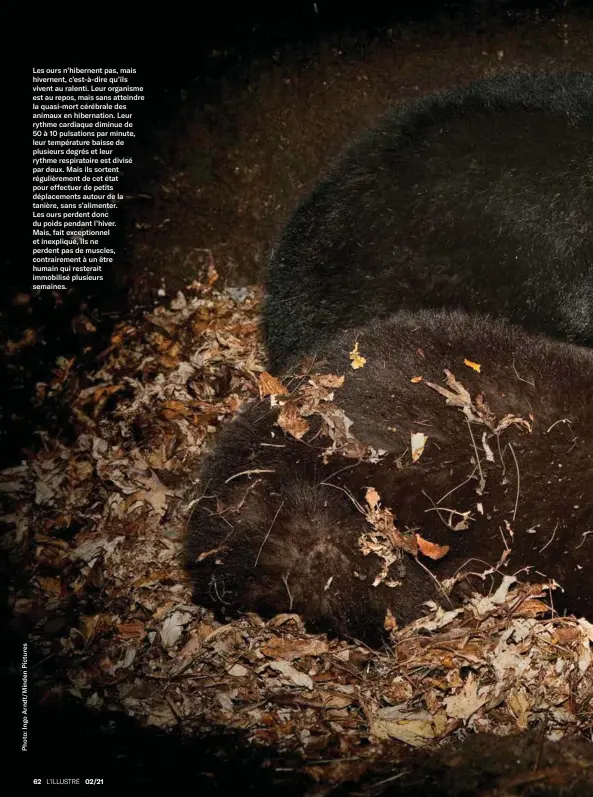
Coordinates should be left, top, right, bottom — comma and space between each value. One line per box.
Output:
6, 3, 593, 792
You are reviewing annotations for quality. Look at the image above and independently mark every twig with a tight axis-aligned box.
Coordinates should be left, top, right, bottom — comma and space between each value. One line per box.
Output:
546, 418, 573, 436
465, 417, 485, 493
508, 442, 521, 521
282, 573, 294, 610
320, 480, 366, 514
225, 468, 275, 483
436, 466, 478, 505
413, 556, 452, 606
254, 500, 284, 566
321, 458, 363, 484
539, 522, 558, 553
512, 358, 535, 387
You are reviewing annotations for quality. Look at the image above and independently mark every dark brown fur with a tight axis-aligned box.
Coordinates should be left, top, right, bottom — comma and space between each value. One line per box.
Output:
264, 71, 593, 373
186, 311, 593, 646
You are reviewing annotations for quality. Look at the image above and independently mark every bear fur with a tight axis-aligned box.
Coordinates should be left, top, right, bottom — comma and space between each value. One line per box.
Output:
185, 311, 593, 647
264, 71, 593, 373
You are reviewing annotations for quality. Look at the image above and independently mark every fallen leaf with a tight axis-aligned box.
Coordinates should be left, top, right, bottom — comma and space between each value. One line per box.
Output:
411, 432, 428, 462
228, 663, 249, 677
416, 535, 450, 560
117, 621, 146, 641
160, 611, 193, 648
365, 487, 381, 509
268, 660, 314, 690
261, 637, 329, 660
277, 401, 310, 439
259, 372, 287, 397
349, 342, 366, 369
464, 358, 482, 373
443, 673, 486, 720
370, 707, 447, 746
311, 373, 345, 389
384, 608, 398, 632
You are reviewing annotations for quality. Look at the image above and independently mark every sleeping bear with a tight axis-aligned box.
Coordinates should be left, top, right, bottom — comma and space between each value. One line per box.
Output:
264, 70, 593, 373
185, 311, 593, 647
185, 71, 592, 647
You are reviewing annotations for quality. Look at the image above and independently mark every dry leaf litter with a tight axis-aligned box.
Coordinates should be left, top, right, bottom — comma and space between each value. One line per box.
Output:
2, 271, 592, 792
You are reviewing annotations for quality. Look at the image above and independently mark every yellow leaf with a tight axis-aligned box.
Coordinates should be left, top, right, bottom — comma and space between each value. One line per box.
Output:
349, 342, 366, 369
464, 358, 481, 373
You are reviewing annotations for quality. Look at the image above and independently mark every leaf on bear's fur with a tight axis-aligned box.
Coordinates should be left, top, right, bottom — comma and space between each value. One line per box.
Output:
464, 358, 482, 373
259, 371, 288, 397
349, 341, 366, 369
411, 431, 428, 462
416, 534, 450, 560
277, 401, 310, 439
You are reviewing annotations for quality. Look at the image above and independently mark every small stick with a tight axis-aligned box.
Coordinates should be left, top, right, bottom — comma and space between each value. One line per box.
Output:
254, 500, 284, 566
